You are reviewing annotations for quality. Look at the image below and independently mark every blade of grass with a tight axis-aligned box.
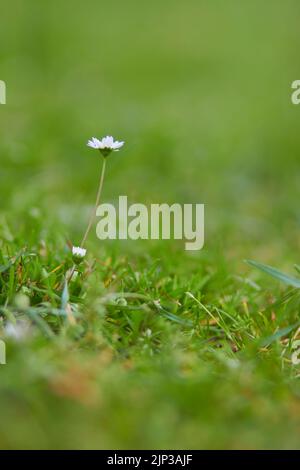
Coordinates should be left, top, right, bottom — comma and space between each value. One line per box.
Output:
246, 260, 300, 288
259, 321, 300, 348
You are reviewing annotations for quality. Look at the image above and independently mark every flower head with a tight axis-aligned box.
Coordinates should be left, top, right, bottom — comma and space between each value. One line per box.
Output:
72, 246, 86, 263
72, 246, 86, 257
87, 135, 124, 157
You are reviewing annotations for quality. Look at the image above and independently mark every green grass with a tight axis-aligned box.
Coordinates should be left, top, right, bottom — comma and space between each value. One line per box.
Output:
1, 0, 300, 449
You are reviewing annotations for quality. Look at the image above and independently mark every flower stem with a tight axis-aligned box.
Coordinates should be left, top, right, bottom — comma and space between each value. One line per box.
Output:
67, 157, 107, 284
80, 156, 107, 247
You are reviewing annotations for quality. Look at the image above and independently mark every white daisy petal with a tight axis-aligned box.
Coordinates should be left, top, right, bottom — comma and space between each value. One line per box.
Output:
112, 141, 124, 149
87, 140, 96, 148
103, 136, 112, 147
87, 137, 102, 149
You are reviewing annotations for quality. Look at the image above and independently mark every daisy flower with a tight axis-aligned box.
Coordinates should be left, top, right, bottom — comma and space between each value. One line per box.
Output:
87, 135, 124, 157
67, 133, 125, 284
72, 246, 86, 263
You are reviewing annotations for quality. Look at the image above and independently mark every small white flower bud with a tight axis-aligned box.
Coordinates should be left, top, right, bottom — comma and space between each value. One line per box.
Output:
72, 246, 86, 264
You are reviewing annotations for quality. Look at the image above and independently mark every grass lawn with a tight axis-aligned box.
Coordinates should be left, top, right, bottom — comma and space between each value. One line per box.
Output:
0, 0, 300, 449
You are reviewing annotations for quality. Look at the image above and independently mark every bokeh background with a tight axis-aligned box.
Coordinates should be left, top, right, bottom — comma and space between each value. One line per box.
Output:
1, 0, 300, 259
1, 0, 300, 449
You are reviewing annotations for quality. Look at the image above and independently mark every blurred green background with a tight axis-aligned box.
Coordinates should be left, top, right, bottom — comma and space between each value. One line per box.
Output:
0, 0, 300, 449
1, 0, 300, 257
